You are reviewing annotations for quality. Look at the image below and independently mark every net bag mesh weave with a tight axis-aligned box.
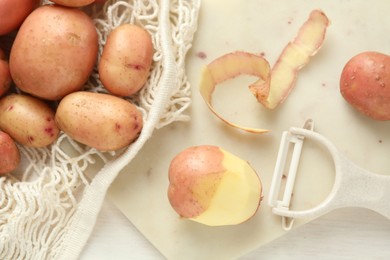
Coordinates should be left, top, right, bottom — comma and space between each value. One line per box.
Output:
0, 0, 200, 259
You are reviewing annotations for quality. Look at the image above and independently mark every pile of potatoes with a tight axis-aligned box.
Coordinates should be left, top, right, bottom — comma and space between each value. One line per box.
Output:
0, 0, 154, 175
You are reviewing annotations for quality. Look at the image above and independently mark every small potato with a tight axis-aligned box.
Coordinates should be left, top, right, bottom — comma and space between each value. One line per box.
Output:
99, 24, 153, 96
0, 94, 59, 147
0, 131, 20, 175
50, 0, 95, 7
55, 91, 143, 151
0, 58, 11, 97
0, 0, 39, 35
9, 5, 98, 100
340, 51, 390, 120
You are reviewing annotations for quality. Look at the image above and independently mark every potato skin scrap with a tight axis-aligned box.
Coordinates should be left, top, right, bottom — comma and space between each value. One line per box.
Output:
340, 51, 390, 121
199, 10, 329, 134
253, 9, 330, 109
200, 51, 271, 134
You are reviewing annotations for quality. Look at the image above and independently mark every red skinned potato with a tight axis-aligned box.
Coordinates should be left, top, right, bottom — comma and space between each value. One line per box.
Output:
0, 0, 39, 35
99, 24, 154, 96
168, 145, 262, 226
0, 94, 59, 147
0, 53, 11, 97
55, 91, 143, 151
0, 131, 20, 175
0, 48, 5, 59
50, 0, 95, 7
340, 51, 390, 120
9, 5, 98, 100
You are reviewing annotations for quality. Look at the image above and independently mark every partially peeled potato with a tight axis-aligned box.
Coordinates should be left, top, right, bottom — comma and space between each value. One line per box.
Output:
168, 145, 262, 226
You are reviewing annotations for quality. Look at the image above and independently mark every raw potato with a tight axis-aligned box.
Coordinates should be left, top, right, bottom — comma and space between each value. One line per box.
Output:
9, 5, 98, 100
340, 51, 390, 120
0, 94, 59, 147
168, 145, 262, 226
0, 0, 39, 35
50, 0, 95, 7
0, 52, 11, 97
55, 91, 143, 151
99, 24, 154, 96
0, 131, 20, 175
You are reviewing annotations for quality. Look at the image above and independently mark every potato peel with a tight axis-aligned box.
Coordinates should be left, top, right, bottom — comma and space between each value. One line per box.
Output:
199, 10, 329, 133
253, 9, 330, 109
199, 51, 271, 133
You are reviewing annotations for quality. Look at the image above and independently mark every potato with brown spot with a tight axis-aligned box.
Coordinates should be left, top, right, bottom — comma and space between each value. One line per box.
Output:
99, 24, 153, 96
9, 5, 98, 100
55, 91, 143, 151
340, 51, 390, 120
0, 131, 20, 175
0, 94, 59, 147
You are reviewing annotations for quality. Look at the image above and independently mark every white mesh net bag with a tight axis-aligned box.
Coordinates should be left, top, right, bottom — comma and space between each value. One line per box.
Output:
0, 0, 200, 259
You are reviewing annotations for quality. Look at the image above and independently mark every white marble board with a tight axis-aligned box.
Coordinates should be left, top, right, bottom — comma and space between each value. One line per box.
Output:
108, 1, 390, 259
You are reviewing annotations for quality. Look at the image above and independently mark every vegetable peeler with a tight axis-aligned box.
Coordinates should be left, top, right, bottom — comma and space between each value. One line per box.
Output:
268, 119, 390, 231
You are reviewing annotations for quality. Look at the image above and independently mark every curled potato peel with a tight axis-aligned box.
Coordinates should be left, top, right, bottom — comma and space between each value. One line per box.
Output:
199, 10, 330, 133
199, 52, 271, 134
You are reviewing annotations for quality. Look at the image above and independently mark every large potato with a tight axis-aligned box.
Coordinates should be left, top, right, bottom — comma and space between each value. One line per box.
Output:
0, 94, 59, 147
55, 91, 143, 151
340, 51, 390, 120
0, 131, 20, 175
0, 0, 39, 35
99, 24, 153, 96
9, 5, 98, 100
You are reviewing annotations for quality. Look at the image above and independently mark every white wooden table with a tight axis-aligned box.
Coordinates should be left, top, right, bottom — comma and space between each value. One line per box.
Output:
81, 198, 390, 259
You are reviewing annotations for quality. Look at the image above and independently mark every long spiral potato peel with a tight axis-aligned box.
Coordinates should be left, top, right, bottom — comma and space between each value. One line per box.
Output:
199, 10, 330, 133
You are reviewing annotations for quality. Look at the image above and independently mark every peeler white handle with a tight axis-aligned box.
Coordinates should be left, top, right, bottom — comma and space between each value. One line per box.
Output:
270, 126, 390, 222
332, 151, 390, 219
